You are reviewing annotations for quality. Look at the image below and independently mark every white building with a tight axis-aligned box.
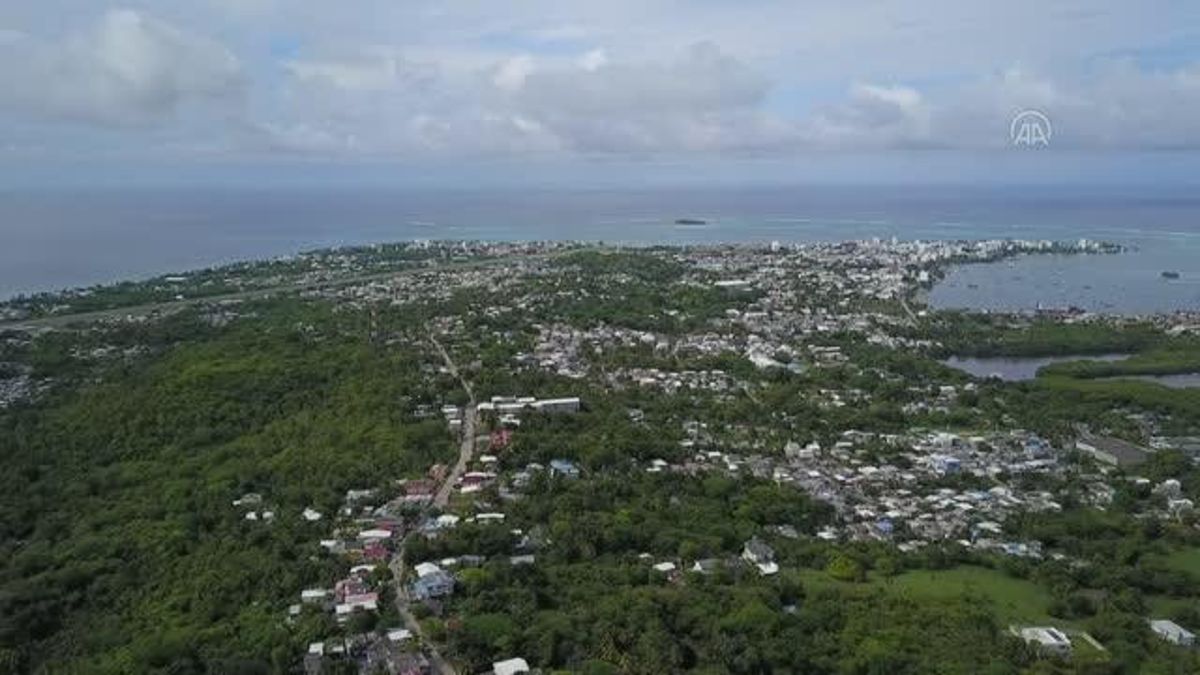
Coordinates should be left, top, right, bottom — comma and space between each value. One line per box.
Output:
1149, 619, 1196, 647
493, 657, 531, 675
1013, 626, 1072, 655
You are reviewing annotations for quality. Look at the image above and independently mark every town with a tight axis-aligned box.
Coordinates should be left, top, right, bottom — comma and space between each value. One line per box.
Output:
2, 238, 1199, 674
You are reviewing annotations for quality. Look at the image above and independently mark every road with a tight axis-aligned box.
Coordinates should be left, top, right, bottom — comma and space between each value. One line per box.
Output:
900, 295, 920, 325
387, 329, 478, 675
428, 330, 478, 508
389, 539, 458, 675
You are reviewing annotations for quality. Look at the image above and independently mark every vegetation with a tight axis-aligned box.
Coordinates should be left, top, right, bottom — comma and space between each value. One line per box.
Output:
0, 301, 459, 673
1040, 346, 1200, 379
928, 314, 1165, 358
3, 246, 1200, 674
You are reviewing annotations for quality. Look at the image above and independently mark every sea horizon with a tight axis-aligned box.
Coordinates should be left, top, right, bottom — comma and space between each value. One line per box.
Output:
4, 183, 1200, 313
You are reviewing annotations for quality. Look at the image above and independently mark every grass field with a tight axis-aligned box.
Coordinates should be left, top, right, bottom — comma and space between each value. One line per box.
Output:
797, 564, 1058, 624
887, 567, 1056, 624
1161, 547, 1200, 576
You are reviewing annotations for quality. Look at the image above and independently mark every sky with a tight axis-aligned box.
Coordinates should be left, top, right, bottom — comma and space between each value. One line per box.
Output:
1, 1, 1199, 187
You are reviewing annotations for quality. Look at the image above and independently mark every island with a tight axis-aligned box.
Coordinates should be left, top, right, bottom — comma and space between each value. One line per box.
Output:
2, 238, 1199, 674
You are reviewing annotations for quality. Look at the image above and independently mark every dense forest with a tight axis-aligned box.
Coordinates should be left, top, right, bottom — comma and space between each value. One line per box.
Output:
0, 301, 459, 673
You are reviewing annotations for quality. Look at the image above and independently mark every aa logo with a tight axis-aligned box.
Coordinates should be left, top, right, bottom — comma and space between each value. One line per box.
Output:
1010, 109, 1052, 148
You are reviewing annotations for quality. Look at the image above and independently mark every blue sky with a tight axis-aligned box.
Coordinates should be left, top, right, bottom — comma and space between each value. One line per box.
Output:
1, 1, 1199, 186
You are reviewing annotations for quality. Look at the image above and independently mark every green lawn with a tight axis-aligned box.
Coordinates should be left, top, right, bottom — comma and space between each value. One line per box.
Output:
886, 567, 1055, 624
797, 565, 1057, 625
1161, 547, 1200, 576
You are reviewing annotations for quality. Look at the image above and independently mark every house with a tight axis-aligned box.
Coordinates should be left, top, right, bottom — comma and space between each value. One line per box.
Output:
335, 594, 379, 623
304, 643, 325, 675
934, 455, 961, 475
742, 537, 779, 575
414, 562, 442, 578
479, 395, 581, 416
875, 517, 895, 537
411, 570, 455, 601
1012, 626, 1072, 655
1149, 619, 1195, 647
532, 397, 581, 414
361, 542, 389, 563
232, 492, 263, 507
401, 479, 437, 504
391, 653, 432, 675
1075, 434, 1150, 467
490, 428, 514, 450
461, 471, 496, 489
691, 558, 722, 575
358, 528, 394, 542
492, 657, 531, 675
301, 589, 330, 605
549, 459, 580, 478
742, 537, 775, 565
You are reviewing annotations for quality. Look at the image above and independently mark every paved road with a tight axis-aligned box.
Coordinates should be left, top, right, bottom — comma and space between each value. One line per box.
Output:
427, 329, 478, 509
435, 408, 477, 510
389, 540, 457, 675
386, 330, 478, 675
900, 295, 920, 325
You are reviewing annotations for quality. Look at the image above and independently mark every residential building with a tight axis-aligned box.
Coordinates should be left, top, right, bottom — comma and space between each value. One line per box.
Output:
1149, 619, 1196, 647
1013, 626, 1072, 656
1075, 434, 1150, 467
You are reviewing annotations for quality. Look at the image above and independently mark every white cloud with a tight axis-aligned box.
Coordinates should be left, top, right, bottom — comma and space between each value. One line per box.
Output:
804, 84, 932, 148
284, 48, 435, 93
578, 48, 608, 72
3, 1, 1200, 162
0, 9, 242, 126
265, 40, 787, 157
492, 55, 535, 93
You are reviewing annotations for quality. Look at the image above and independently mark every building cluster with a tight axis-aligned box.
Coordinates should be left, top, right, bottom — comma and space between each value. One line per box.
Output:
649, 426, 1173, 557
0, 366, 38, 409
6, 236, 1199, 673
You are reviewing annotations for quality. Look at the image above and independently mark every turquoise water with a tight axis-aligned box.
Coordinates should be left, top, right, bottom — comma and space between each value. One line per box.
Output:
3, 185, 1199, 310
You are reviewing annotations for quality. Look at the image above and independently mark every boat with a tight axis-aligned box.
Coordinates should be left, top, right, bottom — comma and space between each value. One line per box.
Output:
1162, 271, 1181, 279
674, 218, 707, 225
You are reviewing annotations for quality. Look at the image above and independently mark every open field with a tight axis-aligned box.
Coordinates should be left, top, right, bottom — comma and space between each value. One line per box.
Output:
1161, 546, 1200, 576
798, 564, 1057, 624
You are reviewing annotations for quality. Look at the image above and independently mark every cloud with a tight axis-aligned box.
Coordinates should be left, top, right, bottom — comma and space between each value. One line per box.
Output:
261, 34, 1200, 158
0, 8, 242, 126
285, 48, 436, 93
796, 64, 1200, 151
806, 84, 933, 148
495, 42, 786, 154
578, 48, 608, 72
263, 40, 790, 157
3, 1, 1200, 164
492, 55, 535, 93
515, 43, 766, 114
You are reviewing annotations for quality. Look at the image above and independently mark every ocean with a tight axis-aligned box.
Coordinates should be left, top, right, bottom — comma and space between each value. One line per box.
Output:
2, 185, 1199, 313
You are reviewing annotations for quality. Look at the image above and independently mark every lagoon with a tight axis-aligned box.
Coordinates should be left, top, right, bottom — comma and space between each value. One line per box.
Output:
941, 354, 1131, 382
